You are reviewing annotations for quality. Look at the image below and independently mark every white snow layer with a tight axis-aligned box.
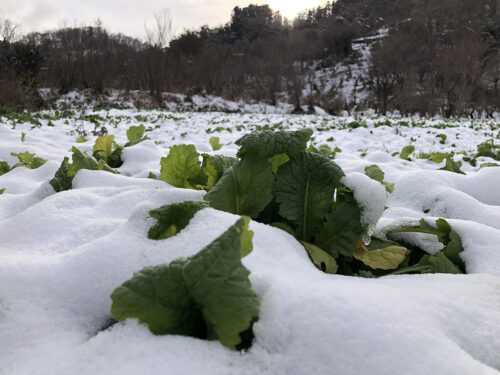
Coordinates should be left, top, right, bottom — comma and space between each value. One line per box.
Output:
1, 111, 500, 375
342, 172, 387, 234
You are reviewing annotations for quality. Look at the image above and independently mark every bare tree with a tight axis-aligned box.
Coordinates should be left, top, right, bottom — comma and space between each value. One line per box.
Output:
0, 19, 18, 43
144, 9, 173, 48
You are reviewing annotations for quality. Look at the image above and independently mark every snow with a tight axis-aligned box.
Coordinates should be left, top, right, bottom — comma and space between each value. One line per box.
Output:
1, 109, 500, 374
342, 172, 387, 235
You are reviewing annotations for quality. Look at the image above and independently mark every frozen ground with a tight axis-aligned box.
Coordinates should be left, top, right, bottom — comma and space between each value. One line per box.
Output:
1, 110, 500, 374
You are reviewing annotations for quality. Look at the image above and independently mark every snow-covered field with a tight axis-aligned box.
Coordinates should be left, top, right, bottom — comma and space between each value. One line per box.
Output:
1, 109, 500, 375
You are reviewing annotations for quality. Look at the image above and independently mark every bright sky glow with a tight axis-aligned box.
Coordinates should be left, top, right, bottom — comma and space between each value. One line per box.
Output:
0, 1, 326, 39
266, 0, 323, 19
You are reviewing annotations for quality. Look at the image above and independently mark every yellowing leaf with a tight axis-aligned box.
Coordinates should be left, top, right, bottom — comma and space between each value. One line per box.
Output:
301, 241, 338, 274
353, 240, 407, 270
93, 135, 115, 160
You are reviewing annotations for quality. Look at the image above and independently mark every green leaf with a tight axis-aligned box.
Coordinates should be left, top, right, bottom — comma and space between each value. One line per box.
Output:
236, 129, 313, 158
124, 137, 149, 147
126, 125, 146, 142
0, 188, 5, 195
435, 219, 465, 271
364, 165, 384, 182
429, 152, 449, 163
268, 153, 290, 174
209, 136, 223, 151
68, 147, 117, 176
49, 157, 73, 192
476, 141, 500, 161
274, 152, 344, 241
479, 162, 499, 169
316, 191, 364, 257
439, 156, 465, 174
364, 164, 394, 193
11, 152, 47, 169
68, 147, 99, 175
204, 155, 274, 218
400, 145, 415, 160
389, 218, 465, 272
353, 238, 407, 270
148, 201, 210, 240
0, 161, 11, 176
427, 252, 461, 274
308, 144, 341, 159
111, 217, 260, 350
160, 145, 204, 189
269, 222, 296, 237
21, 132, 26, 142
301, 241, 338, 274
76, 136, 87, 143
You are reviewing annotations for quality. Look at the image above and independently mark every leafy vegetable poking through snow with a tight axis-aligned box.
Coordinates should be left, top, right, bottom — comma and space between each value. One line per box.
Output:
388, 218, 465, 274
11, 152, 47, 169
364, 165, 394, 193
125, 125, 148, 147
209, 136, 223, 151
160, 145, 206, 189
148, 201, 209, 240
111, 216, 260, 350
0, 161, 11, 176
157, 129, 466, 279
399, 145, 415, 160
49, 147, 118, 192
93, 135, 123, 168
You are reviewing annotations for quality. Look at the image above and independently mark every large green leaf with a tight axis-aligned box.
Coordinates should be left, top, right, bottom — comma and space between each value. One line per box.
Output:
148, 201, 210, 240
316, 191, 364, 257
111, 217, 260, 350
160, 145, 204, 189
236, 129, 313, 158
274, 152, 344, 241
204, 155, 274, 218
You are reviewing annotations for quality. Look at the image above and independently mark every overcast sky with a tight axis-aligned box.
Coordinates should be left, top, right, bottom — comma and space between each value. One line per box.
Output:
1, 0, 323, 40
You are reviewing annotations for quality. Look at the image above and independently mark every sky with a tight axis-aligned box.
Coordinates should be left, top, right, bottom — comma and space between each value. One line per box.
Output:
1, 0, 324, 40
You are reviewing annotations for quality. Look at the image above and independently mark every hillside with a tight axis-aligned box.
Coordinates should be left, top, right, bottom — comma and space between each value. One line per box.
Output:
0, 0, 498, 116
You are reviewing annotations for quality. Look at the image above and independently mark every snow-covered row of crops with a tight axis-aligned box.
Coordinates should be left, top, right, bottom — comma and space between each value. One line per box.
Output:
1, 110, 499, 374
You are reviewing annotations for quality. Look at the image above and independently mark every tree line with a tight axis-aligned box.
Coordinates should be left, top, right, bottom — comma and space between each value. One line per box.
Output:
0, 0, 498, 117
